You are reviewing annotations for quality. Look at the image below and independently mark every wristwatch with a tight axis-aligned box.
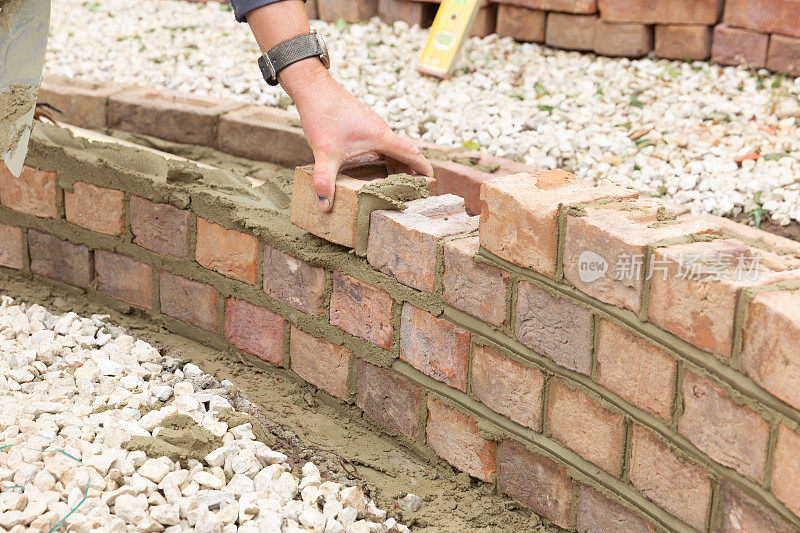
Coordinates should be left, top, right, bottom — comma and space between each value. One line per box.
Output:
258, 30, 330, 86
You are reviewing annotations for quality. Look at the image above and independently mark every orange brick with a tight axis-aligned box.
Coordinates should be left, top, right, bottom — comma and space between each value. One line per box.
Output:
599, 0, 723, 24
130, 196, 191, 258
496, 5, 546, 43
719, 480, 797, 533
356, 360, 423, 439
496, 0, 596, 13
28, 231, 93, 289
263, 244, 326, 315
95, 251, 153, 309
576, 486, 655, 533
547, 379, 625, 476
0, 223, 24, 270
290, 326, 351, 399
38, 77, 128, 129
317, 0, 378, 22
767, 34, 800, 77
594, 20, 653, 57
770, 424, 800, 519
329, 272, 394, 349
0, 165, 58, 219
426, 398, 497, 482
655, 24, 712, 60
399, 303, 470, 391
65, 182, 126, 236
471, 344, 544, 430
712, 24, 769, 68
159, 272, 218, 332
224, 298, 285, 366
545, 12, 598, 51
629, 425, 712, 531
724, 0, 800, 39
195, 218, 258, 284
378, 0, 437, 27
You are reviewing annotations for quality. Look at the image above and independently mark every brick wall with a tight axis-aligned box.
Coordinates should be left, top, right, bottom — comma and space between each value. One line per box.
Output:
10, 82, 800, 532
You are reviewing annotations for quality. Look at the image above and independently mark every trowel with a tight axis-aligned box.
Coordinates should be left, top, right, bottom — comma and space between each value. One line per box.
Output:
0, 0, 50, 177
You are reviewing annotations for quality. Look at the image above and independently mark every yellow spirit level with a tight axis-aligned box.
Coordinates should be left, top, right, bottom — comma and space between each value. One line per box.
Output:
416, 0, 482, 79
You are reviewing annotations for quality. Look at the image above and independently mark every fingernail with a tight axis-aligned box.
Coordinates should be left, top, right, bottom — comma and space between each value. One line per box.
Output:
318, 196, 330, 210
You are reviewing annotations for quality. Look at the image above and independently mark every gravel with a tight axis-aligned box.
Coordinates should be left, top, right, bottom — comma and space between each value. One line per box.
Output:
0, 296, 406, 532
45, 0, 800, 226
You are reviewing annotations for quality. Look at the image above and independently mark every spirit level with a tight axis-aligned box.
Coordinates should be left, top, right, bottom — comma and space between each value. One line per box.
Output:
416, 0, 482, 79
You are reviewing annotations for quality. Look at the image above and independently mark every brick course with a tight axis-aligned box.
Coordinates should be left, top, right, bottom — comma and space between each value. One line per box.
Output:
655, 24, 713, 60
767, 34, 800, 77
130, 196, 192, 258
545, 12, 598, 51
770, 423, 800, 518
711, 24, 769, 68
224, 298, 285, 366
724, 0, 800, 39
594, 20, 653, 57
719, 480, 797, 533
0, 165, 58, 219
195, 218, 259, 284
599, 0, 723, 24
290, 326, 351, 399
576, 485, 655, 533
329, 272, 394, 350
263, 244, 326, 315
38, 77, 127, 129
496, 6, 546, 43
94, 250, 154, 309
0, 223, 24, 270
65, 182, 126, 236
28, 231, 93, 289
356, 360, 423, 439
159, 272, 218, 332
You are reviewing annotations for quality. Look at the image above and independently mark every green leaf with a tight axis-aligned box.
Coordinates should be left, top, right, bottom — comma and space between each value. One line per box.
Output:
753, 190, 763, 205
334, 18, 350, 31
534, 82, 550, 96
629, 95, 643, 108
634, 138, 652, 150
750, 207, 766, 228
772, 74, 785, 88
511, 94, 525, 101
594, 86, 604, 96
537, 104, 555, 112
763, 152, 791, 161
462, 140, 481, 150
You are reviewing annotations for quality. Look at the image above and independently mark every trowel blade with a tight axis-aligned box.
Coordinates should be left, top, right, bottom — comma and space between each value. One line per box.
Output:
0, 0, 51, 177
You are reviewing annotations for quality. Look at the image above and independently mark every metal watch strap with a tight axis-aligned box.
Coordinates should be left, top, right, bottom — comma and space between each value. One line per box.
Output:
259, 32, 325, 86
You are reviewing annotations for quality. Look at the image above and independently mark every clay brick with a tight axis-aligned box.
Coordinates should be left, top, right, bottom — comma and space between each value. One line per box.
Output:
0, 165, 57, 219
496, 6, 546, 43
224, 297, 285, 366
216, 105, 312, 168
599, 0, 723, 24
629, 425, 712, 531
64, 182, 126, 236
498, 439, 574, 528
563, 198, 718, 314
356, 360, 423, 439
740, 289, 800, 411
37, 77, 128, 129
470, 5, 497, 37
711, 24, 769, 68
290, 326, 351, 399
655, 24, 713, 60
695, 213, 800, 258
595, 320, 675, 420
678, 370, 769, 482
129, 196, 191, 258
495, 0, 596, 13
378, 0, 437, 27
479, 170, 637, 277
576, 485, 655, 533
400, 303, 470, 391
594, 20, 653, 57
515, 281, 593, 374
195, 218, 258, 284
471, 344, 544, 430
368, 195, 477, 293
306, 0, 319, 18
263, 244, 326, 315
28, 230, 93, 289
159, 272, 218, 332
95, 250, 153, 309
771, 424, 800, 518
317, 0, 378, 22
547, 379, 625, 475
724, 0, 800, 39
0, 223, 24, 270
767, 34, 800, 77
545, 12, 598, 51
108, 88, 241, 146
426, 398, 496, 482
442, 236, 508, 327
330, 272, 394, 349
719, 480, 797, 533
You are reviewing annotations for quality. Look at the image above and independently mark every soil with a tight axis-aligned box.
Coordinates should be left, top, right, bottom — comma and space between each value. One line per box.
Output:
731, 212, 800, 244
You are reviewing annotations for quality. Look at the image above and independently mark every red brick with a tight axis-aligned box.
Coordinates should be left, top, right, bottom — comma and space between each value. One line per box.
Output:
479, 170, 637, 277
545, 12, 598, 51
711, 24, 769, 68
224, 298, 285, 366
317, 0, 378, 22
400, 303, 470, 391
64, 182, 126, 236
740, 289, 800, 411
368, 195, 477, 293
0, 223, 24, 270
159, 272, 218, 332
596, 320, 675, 419
426, 398, 496, 482
495, 0, 596, 14
195, 218, 258, 284
678, 370, 769, 482
37, 77, 128, 129
95, 251, 153, 309
471, 344, 544, 430
0, 165, 57, 219
216, 105, 312, 168
498, 439, 574, 528
515, 281, 593, 374
629, 425, 712, 531
356, 360, 423, 439
307, 0, 319, 18
771, 424, 800, 518
330, 272, 393, 349
724, 0, 800, 39
442, 236, 508, 327
378, 0, 437, 27
108, 88, 242, 146
576, 485, 655, 533
719, 480, 797, 533
129, 196, 191, 258
263, 244, 326, 315
767, 34, 800, 77
496, 6, 546, 43
594, 20, 653, 57
599, 0, 723, 24
290, 326, 351, 399
470, 5, 497, 37
28, 230, 93, 289
655, 24, 713, 60
547, 379, 625, 476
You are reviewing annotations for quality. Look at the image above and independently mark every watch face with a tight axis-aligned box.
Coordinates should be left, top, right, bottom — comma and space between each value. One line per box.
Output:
313, 30, 331, 69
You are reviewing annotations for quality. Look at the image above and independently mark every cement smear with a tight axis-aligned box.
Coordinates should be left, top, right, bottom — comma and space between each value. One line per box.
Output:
124, 413, 223, 467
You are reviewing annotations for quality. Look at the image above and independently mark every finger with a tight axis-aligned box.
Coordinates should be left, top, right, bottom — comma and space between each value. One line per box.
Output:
377, 133, 434, 178
312, 154, 342, 213
384, 156, 413, 176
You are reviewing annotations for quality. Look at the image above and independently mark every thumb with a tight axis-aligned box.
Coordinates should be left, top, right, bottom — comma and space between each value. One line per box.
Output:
312, 154, 342, 213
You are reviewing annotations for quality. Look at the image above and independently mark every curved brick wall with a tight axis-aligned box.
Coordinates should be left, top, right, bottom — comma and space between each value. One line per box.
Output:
4, 82, 800, 532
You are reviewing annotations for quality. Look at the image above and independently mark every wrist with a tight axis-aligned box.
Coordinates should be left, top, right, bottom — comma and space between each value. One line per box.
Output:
279, 58, 333, 104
